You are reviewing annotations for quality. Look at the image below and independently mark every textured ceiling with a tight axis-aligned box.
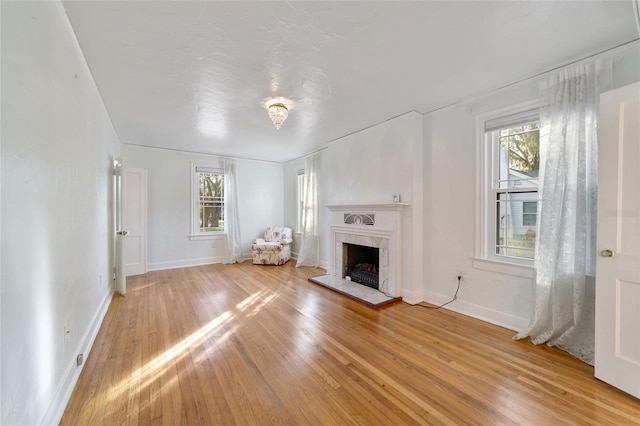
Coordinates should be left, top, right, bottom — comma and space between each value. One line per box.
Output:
62, 1, 638, 162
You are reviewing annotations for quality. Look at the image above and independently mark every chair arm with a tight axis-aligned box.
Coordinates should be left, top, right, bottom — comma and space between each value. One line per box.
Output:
253, 238, 266, 245
280, 238, 293, 245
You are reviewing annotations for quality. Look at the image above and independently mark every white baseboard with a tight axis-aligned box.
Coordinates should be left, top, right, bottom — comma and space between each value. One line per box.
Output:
423, 291, 529, 332
41, 288, 113, 425
147, 255, 257, 271
287, 253, 327, 271
147, 256, 222, 271
401, 288, 423, 305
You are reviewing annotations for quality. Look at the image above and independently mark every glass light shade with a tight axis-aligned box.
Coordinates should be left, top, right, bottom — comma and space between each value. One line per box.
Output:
268, 103, 288, 130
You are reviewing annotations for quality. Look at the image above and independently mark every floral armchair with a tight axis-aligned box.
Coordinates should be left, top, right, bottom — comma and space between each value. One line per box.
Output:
252, 227, 293, 265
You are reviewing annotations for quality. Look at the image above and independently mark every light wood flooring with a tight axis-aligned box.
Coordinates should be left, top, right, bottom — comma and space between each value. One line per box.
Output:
61, 262, 640, 425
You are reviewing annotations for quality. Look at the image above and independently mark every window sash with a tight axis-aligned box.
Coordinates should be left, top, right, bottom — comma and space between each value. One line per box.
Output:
493, 190, 538, 261
193, 166, 225, 235
482, 106, 540, 266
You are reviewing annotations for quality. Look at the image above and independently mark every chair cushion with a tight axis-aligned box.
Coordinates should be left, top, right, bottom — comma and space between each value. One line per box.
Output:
252, 241, 284, 252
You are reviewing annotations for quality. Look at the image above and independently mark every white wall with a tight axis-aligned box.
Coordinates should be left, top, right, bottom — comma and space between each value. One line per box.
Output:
1, 2, 121, 424
122, 145, 284, 269
422, 43, 640, 330
284, 112, 424, 301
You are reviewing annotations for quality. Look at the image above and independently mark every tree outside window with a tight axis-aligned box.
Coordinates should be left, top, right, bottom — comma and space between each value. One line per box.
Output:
494, 121, 540, 260
198, 172, 225, 233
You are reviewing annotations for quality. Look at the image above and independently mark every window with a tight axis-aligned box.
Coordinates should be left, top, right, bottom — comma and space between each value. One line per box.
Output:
191, 164, 225, 237
482, 106, 540, 265
522, 201, 537, 226
296, 169, 305, 232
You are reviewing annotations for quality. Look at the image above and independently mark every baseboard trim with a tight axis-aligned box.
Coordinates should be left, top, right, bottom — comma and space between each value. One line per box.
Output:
147, 255, 258, 272
422, 291, 529, 332
147, 256, 222, 271
41, 288, 113, 425
401, 288, 423, 305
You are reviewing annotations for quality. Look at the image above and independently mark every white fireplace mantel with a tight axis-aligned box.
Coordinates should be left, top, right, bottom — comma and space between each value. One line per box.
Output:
325, 203, 406, 297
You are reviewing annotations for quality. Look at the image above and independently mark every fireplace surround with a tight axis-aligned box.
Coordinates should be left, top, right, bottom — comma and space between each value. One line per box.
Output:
326, 203, 406, 298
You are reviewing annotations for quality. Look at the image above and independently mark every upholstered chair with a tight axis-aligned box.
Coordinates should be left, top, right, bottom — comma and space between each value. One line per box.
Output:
251, 226, 293, 265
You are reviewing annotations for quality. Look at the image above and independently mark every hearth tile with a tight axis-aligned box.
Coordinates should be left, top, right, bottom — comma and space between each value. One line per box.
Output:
308, 275, 401, 309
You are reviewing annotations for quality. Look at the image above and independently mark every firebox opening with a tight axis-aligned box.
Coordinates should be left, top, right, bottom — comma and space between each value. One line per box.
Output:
342, 243, 379, 290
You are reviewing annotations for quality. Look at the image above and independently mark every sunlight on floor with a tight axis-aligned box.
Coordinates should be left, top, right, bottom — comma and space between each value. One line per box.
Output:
104, 288, 283, 409
131, 311, 233, 382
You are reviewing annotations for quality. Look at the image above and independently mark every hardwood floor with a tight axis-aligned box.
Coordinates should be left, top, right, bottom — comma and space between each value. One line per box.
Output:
61, 262, 640, 425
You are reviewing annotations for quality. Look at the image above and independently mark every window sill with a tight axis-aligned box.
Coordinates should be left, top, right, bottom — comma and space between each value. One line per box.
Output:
472, 258, 534, 279
189, 234, 226, 241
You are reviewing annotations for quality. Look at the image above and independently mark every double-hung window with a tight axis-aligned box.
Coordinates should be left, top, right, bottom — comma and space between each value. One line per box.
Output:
191, 163, 225, 238
481, 105, 540, 267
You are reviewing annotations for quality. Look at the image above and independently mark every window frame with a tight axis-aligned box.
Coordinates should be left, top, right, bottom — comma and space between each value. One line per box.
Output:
190, 162, 226, 240
296, 168, 305, 233
475, 100, 539, 276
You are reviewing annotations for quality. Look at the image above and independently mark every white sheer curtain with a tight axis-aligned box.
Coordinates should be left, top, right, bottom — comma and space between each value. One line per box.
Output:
514, 59, 612, 364
222, 159, 242, 264
296, 154, 319, 268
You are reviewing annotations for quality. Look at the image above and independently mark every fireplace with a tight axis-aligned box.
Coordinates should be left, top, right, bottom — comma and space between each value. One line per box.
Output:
327, 203, 406, 298
342, 243, 379, 289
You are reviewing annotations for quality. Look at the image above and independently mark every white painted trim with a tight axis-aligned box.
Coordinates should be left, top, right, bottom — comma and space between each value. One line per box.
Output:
423, 291, 529, 332
402, 288, 423, 305
41, 289, 113, 426
190, 160, 225, 238
474, 100, 539, 268
147, 255, 254, 271
472, 258, 535, 279
147, 256, 222, 271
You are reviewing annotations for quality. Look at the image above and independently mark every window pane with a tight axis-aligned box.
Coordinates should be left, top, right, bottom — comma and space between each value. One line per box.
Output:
495, 191, 537, 260
497, 121, 540, 189
199, 172, 224, 232
522, 201, 537, 226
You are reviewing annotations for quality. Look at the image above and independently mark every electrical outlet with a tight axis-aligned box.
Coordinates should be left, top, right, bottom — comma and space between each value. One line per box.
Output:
457, 270, 466, 281
64, 323, 70, 343
77, 353, 84, 367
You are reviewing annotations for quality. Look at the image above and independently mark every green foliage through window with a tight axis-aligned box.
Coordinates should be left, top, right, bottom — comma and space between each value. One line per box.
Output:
199, 172, 224, 232
499, 122, 540, 186
491, 118, 540, 261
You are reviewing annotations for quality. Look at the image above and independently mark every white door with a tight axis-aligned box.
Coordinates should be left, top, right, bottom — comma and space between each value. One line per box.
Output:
595, 81, 640, 399
114, 161, 126, 295
124, 168, 147, 277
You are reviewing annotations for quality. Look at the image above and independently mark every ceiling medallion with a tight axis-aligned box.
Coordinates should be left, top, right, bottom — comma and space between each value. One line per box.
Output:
265, 97, 294, 130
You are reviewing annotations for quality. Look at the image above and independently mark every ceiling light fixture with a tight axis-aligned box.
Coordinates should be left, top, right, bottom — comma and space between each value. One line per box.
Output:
264, 97, 294, 130
267, 103, 288, 130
